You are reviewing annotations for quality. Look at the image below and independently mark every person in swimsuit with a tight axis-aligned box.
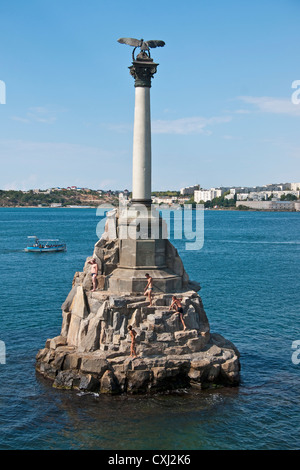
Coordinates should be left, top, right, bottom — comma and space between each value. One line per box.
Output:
169, 296, 187, 331
144, 273, 153, 306
88, 258, 98, 292
128, 325, 137, 358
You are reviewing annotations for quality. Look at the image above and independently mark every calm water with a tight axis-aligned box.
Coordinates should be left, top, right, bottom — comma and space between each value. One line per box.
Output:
0, 208, 299, 450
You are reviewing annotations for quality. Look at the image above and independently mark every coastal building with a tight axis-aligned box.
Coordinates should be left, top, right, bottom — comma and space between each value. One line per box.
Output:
237, 190, 300, 201
224, 189, 236, 200
236, 200, 297, 211
33, 189, 51, 194
194, 188, 223, 203
180, 184, 200, 196
289, 183, 300, 191
151, 196, 178, 205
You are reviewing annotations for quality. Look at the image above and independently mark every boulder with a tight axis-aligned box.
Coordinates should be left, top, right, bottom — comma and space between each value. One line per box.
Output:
61, 287, 77, 312
97, 300, 110, 321
62, 353, 81, 370
78, 312, 102, 352
70, 286, 88, 319
187, 336, 208, 353
127, 370, 151, 394
80, 356, 109, 377
67, 314, 82, 347
174, 329, 198, 343
128, 308, 141, 328
49, 335, 67, 350
112, 311, 123, 332
100, 370, 120, 394
79, 374, 99, 392
53, 370, 80, 390
61, 311, 71, 337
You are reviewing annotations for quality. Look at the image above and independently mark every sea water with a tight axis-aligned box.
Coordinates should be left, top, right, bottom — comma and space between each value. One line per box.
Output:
0, 208, 299, 450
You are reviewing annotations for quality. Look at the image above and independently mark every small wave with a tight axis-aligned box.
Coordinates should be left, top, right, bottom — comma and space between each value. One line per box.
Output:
76, 391, 99, 398
216, 240, 300, 245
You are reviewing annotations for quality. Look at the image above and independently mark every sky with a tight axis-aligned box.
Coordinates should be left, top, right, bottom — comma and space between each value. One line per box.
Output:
0, 0, 299, 191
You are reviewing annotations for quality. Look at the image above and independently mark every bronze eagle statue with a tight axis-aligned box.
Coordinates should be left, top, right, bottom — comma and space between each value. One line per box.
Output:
118, 37, 165, 60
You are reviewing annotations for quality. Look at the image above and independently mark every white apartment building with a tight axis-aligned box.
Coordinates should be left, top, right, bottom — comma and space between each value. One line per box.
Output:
194, 188, 223, 203
224, 188, 236, 200
151, 196, 179, 205
180, 184, 200, 196
237, 190, 300, 201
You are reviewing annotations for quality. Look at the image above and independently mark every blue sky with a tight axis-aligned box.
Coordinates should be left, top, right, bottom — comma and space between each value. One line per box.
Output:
0, 0, 299, 191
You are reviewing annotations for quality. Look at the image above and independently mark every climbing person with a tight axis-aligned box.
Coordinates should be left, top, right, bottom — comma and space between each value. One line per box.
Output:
144, 273, 153, 306
88, 258, 98, 292
128, 325, 137, 358
169, 296, 187, 331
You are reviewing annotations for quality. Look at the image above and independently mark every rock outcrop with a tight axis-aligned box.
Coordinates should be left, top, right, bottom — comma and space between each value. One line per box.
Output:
36, 209, 240, 394
36, 239, 240, 393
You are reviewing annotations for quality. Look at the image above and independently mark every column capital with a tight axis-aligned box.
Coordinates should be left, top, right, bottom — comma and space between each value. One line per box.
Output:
129, 55, 158, 88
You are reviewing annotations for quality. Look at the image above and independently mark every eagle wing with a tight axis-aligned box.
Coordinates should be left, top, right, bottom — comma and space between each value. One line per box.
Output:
145, 40, 165, 48
117, 37, 142, 47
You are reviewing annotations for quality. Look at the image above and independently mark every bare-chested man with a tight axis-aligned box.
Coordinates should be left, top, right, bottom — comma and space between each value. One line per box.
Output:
144, 273, 153, 306
88, 258, 98, 292
128, 325, 137, 358
169, 296, 187, 331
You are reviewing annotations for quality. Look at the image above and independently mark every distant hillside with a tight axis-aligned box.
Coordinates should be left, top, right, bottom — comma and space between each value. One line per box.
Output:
0, 190, 119, 207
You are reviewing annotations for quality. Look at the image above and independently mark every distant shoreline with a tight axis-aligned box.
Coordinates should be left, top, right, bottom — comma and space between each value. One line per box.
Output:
0, 205, 299, 213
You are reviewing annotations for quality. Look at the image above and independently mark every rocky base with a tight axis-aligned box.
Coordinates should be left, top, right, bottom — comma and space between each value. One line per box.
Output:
36, 225, 240, 395
36, 289, 240, 394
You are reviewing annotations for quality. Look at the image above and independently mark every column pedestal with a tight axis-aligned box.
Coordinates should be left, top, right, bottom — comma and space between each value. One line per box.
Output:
108, 205, 184, 294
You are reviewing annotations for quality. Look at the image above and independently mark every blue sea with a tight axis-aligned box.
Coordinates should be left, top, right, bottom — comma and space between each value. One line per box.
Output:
0, 207, 299, 450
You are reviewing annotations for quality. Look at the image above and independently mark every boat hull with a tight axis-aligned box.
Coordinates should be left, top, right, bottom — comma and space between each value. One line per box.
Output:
25, 246, 66, 253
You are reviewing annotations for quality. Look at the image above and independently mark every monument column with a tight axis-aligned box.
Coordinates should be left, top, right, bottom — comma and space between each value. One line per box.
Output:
129, 56, 158, 206
109, 39, 184, 293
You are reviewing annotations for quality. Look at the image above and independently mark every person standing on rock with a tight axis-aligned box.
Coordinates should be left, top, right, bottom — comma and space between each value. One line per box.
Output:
144, 273, 153, 306
88, 258, 98, 292
169, 296, 187, 331
128, 325, 137, 358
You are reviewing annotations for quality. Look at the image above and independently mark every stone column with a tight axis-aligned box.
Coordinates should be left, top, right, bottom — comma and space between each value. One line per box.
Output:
132, 86, 151, 204
129, 56, 158, 206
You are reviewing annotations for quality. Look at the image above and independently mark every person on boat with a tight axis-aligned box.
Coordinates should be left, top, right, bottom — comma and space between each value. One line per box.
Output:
169, 296, 187, 331
144, 273, 153, 306
88, 258, 98, 292
128, 325, 137, 358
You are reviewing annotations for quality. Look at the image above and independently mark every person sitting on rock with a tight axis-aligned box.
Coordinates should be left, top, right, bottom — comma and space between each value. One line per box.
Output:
169, 296, 187, 331
88, 258, 98, 292
128, 325, 137, 358
144, 273, 153, 306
